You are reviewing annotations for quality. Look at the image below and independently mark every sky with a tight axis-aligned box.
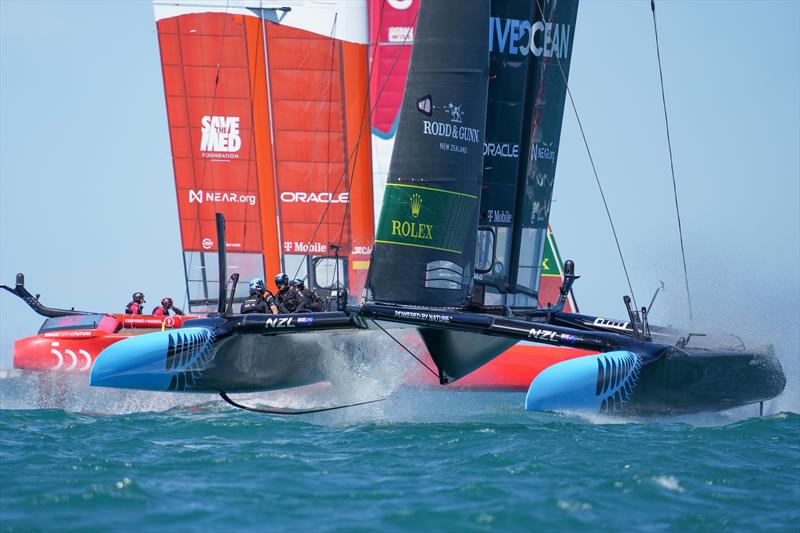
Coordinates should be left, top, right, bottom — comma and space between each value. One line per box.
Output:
1, 0, 799, 377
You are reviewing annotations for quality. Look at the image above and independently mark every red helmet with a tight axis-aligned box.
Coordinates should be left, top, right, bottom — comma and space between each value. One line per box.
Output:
161, 297, 173, 309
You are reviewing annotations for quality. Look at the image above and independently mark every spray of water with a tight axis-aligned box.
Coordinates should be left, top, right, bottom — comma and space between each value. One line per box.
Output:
0, 370, 213, 414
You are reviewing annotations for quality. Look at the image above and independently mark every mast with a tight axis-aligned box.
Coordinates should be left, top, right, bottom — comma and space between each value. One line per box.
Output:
367, 0, 491, 308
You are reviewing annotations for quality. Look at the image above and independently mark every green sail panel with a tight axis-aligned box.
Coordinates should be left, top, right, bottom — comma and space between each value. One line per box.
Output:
367, 0, 490, 307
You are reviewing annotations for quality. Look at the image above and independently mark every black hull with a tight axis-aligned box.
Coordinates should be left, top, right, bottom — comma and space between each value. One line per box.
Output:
626, 348, 787, 415
195, 329, 385, 393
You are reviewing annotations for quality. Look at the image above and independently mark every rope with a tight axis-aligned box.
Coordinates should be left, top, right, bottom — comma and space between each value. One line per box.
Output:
650, 0, 693, 324
218, 390, 384, 415
371, 320, 439, 379
533, 0, 639, 310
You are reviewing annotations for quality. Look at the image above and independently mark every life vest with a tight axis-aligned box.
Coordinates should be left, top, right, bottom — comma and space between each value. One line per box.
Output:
125, 301, 143, 315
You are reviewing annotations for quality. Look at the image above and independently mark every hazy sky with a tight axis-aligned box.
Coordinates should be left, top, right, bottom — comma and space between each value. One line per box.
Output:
1, 0, 798, 370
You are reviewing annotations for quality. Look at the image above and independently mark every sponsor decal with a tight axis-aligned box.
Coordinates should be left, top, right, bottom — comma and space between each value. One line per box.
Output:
50, 341, 92, 372
283, 242, 327, 253
352, 245, 372, 256
279, 192, 349, 204
388, 26, 414, 42
375, 184, 476, 253
296, 317, 314, 325
532, 142, 557, 162
489, 17, 572, 59
387, 0, 413, 9
189, 189, 256, 206
484, 142, 519, 158
417, 95, 481, 154
44, 331, 94, 338
590, 317, 631, 331
392, 192, 431, 239
527, 327, 559, 342
530, 196, 551, 225
422, 120, 479, 142
410, 193, 422, 218
487, 210, 512, 224
265, 317, 296, 328
202, 238, 213, 250
391, 220, 432, 240
394, 310, 452, 323
200, 115, 241, 159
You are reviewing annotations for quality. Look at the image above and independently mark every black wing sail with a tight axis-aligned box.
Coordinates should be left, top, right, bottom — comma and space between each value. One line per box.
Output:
507, 0, 579, 305
476, 0, 549, 306
367, 0, 491, 308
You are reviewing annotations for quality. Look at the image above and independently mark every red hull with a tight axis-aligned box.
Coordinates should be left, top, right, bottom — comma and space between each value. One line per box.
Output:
13, 314, 197, 373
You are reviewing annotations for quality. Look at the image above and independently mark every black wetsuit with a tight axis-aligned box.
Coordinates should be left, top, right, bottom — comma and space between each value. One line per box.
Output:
240, 297, 267, 314
275, 287, 301, 313
297, 288, 325, 312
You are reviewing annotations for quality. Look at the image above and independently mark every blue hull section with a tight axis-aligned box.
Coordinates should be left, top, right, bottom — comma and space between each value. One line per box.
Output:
90, 327, 215, 392
525, 351, 641, 414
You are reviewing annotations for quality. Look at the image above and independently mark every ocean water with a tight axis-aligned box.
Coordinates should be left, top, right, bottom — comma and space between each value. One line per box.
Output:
0, 377, 798, 532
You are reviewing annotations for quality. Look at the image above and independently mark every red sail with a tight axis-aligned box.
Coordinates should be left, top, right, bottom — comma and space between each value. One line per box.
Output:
155, 1, 373, 312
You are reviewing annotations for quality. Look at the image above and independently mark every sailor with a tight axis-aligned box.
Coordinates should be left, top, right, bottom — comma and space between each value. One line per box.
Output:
274, 272, 300, 313
291, 278, 325, 312
152, 297, 184, 316
240, 278, 279, 314
125, 292, 146, 315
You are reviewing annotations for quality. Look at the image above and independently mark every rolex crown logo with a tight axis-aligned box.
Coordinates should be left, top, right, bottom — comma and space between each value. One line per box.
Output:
410, 193, 422, 218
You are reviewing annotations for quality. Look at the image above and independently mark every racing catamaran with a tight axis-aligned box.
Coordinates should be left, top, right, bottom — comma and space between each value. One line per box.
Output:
87, 0, 785, 415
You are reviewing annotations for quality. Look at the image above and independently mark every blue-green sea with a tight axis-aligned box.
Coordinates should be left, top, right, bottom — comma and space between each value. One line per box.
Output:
1, 377, 798, 532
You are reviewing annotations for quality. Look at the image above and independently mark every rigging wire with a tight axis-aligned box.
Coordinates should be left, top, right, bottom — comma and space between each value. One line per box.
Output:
371, 320, 439, 379
650, 0, 694, 324
533, 0, 639, 310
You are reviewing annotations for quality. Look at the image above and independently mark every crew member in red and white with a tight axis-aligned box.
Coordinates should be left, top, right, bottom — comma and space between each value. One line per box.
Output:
125, 292, 146, 315
153, 297, 184, 316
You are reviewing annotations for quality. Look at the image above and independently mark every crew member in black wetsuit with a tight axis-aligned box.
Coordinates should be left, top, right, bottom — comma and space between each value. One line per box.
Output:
291, 278, 325, 312
274, 273, 300, 313
152, 297, 185, 316
240, 278, 279, 314
125, 292, 146, 315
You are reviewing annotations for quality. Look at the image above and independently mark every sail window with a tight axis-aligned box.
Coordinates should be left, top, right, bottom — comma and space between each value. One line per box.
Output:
475, 228, 496, 274
283, 254, 309, 287
313, 257, 347, 290
515, 228, 547, 294
185, 251, 263, 314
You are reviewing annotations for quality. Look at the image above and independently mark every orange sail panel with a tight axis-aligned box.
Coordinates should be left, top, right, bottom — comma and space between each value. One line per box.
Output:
155, 2, 372, 311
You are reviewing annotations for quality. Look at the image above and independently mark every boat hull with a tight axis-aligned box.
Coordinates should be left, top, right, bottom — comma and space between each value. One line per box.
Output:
626, 348, 787, 415
523, 347, 787, 415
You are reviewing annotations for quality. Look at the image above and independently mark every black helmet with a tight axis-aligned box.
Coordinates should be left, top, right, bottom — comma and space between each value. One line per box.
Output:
249, 278, 265, 296
290, 278, 305, 289
132, 292, 145, 303
274, 273, 289, 288
161, 297, 173, 309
